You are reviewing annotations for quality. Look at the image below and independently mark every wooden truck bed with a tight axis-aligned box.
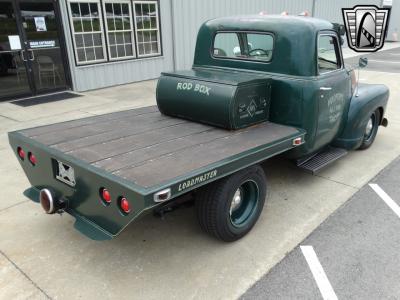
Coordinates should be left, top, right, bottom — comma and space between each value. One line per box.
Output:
9, 105, 305, 239
17, 106, 304, 190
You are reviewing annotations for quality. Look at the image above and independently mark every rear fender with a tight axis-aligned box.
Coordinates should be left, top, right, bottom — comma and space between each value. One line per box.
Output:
333, 83, 389, 150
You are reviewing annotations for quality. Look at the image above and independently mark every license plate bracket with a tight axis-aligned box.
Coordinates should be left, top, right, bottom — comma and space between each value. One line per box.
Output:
55, 160, 76, 187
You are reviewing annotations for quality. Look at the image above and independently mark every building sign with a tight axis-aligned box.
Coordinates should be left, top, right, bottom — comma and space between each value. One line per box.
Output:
29, 40, 55, 48
8, 35, 22, 50
34, 16, 47, 32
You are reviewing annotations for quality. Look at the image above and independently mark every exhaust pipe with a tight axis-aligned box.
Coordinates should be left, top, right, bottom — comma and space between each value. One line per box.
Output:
39, 189, 66, 214
381, 117, 388, 127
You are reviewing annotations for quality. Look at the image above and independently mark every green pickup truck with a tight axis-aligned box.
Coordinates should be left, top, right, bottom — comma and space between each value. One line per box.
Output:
9, 15, 389, 242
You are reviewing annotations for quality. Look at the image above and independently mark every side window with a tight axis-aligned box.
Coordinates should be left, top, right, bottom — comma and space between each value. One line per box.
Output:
213, 33, 240, 57
318, 35, 341, 73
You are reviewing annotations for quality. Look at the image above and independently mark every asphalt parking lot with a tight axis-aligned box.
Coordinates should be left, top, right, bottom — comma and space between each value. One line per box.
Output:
0, 46, 400, 299
242, 157, 400, 299
345, 45, 400, 73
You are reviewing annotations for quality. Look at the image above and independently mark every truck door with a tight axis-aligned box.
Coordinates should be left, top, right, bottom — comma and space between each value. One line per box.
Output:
315, 33, 351, 149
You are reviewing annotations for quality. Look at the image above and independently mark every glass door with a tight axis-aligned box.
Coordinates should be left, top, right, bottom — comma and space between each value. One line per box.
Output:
18, 0, 68, 93
0, 0, 70, 101
0, 0, 31, 99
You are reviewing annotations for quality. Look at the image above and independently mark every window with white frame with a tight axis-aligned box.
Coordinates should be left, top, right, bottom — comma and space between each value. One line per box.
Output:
68, 0, 107, 64
133, 1, 161, 57
67, 0, 161, 65
103, 1, 135, 60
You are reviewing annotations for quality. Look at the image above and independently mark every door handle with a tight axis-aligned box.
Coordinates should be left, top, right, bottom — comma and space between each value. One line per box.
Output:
20, 50, 27, 62
320, 87, 332, 91
28, 49, 35, 61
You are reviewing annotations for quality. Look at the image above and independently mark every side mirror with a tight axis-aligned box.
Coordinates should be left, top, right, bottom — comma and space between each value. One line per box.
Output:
338, 24, 346, 36
359, 57, 368, 68
332, 23, 346, 36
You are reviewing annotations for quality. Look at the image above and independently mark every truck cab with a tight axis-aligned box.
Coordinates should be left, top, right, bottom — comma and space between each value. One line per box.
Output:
158, 15, 389, 159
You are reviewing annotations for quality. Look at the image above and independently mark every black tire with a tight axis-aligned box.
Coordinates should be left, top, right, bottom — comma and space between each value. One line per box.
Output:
195, 165, 267, 242
358, 109, 381, 150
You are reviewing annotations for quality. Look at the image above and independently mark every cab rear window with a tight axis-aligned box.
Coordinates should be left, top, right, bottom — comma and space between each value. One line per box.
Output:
213, 32, 273, 62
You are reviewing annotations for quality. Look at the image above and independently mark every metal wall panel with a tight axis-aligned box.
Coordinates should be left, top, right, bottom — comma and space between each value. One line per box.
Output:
170, 0, 314, 70
314, 0, 382, 23
387, 0, 399, 41
59, 0, 389, 92
313, 0, 382, 49
171, 0, 386, 70
59, 0, 174, 91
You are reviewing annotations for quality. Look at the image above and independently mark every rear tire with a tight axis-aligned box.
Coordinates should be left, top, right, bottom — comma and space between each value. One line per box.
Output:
358, 109, 381, 150
195, 165, 267, 242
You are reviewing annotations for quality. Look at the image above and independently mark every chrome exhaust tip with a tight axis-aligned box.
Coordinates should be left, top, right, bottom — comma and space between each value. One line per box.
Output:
39, 189, 56, 214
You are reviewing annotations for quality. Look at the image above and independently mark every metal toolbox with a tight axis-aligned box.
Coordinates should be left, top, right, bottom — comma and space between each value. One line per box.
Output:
156, 68, 271, 130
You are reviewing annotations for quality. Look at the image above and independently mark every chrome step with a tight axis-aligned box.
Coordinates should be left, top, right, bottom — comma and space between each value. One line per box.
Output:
297, 147, 348, 174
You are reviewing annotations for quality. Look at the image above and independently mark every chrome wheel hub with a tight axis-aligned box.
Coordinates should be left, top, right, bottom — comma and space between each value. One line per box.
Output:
230, 188, 242, 215
365, 117, 374, 137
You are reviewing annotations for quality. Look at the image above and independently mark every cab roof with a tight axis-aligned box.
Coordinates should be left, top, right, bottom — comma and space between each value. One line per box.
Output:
205, 15, 333, 32
193, 15, 336, 77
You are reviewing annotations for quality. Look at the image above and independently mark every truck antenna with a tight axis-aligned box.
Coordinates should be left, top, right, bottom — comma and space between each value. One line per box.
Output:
356, 66, 360, 97
356, 57, 368, 97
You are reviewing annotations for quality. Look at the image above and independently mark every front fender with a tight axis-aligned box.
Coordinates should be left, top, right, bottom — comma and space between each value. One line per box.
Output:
334, 83, 389, 150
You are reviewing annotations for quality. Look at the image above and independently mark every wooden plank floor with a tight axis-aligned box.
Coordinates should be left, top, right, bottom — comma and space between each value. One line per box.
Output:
21, 106, 301, 188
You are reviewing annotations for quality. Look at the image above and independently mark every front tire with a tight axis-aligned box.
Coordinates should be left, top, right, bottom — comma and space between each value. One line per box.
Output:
195, 165, 267, 242
358, 109, 381, 150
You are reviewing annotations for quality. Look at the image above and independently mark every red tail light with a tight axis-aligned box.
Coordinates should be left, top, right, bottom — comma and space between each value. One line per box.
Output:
17, 147, 25, 160
100, 188, 111, 204
28, 153, 37, 165
293, 137, 303, 146
120, 197, 131, 214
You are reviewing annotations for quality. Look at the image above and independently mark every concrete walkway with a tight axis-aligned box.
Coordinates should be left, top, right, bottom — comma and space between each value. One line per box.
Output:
0, 48, 399, 299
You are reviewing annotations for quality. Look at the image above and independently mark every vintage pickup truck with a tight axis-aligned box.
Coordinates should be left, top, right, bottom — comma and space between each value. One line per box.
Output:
9, 15, 389, 242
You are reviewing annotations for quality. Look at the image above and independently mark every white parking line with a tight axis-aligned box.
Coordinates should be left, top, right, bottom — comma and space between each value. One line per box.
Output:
300, 246, 338, 300
369, 184, 400, 218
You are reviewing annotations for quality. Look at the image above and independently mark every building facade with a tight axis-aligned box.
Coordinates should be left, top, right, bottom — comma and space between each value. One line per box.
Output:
0, 0, 390, 101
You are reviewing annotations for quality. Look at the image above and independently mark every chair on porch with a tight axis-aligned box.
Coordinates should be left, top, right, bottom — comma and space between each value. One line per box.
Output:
37, 55, 62, 87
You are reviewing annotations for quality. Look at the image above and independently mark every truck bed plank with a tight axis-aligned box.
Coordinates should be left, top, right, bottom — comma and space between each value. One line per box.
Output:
32, 111, 169, 145
113, 121, 297, 187
52, 117, 186, 152
66, 121, 212, 163
20, 106, 159, 138
93, 128, 233, 172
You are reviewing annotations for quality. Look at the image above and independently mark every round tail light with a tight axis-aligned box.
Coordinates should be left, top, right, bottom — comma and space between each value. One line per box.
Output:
100, 188, 111, 204
120, 197, 131, 214
17, 147, 25, 160
28, 152, 37, 165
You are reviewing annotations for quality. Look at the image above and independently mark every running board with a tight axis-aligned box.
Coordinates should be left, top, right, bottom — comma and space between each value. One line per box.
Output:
297, 147, 348, 174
